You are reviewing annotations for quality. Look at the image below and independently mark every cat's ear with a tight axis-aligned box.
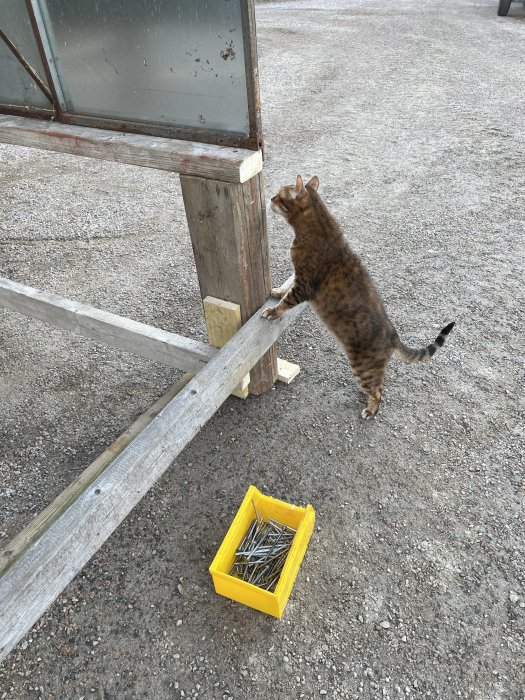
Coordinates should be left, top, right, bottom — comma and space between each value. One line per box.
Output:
306, 176, 319, 191
294, 175, 304, 193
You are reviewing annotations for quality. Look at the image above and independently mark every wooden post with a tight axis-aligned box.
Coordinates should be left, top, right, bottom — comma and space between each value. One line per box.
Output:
180, 171, 278, 395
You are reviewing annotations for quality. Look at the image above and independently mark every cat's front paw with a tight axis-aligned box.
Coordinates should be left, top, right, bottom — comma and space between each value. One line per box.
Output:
271, 287, 286, 299
262, 306, 281, 320
361, 408, 376, 420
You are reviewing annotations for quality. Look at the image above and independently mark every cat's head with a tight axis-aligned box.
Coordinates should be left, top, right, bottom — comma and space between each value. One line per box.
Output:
271, 175, 319, 221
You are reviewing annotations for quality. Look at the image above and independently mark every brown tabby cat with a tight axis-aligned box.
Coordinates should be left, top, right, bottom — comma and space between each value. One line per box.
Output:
263, 175, 454, 419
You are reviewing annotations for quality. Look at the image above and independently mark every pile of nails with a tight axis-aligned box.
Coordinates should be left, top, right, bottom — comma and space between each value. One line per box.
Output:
229, 500, 297, 592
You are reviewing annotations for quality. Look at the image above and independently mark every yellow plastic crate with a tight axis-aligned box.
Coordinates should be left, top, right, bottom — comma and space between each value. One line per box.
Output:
209, 485, 315, 618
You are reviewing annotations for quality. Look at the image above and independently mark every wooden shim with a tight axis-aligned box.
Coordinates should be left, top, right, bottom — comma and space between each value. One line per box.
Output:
203, 297, 243, 347
203, 296, 249, 399
0, 276, 216, 373
0, 115, 262, 183
277, 357, 300, 385
0, 374, 193, 578
0, 275, 302, 662
180, 172, 278, 394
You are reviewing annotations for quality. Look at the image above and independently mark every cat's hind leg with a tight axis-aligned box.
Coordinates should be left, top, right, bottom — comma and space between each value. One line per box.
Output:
361, 389, 383, 420
352, 360, 387, 420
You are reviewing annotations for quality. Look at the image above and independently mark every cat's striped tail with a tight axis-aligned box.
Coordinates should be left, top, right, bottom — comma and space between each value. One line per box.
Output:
393, 322, 455, 362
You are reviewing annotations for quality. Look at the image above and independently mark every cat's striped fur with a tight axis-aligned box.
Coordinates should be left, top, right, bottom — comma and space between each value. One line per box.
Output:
263, 175, 454, 419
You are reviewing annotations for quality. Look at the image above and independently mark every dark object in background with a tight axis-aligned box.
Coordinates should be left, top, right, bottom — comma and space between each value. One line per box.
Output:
498, 0, 525, 16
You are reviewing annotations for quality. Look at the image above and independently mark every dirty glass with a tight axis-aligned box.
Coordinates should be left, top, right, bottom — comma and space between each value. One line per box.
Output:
0, 2, 53, 109
40, 0, 250, 135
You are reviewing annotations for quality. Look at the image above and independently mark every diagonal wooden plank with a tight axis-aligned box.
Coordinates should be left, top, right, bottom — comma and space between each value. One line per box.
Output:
0, 374, 193, 578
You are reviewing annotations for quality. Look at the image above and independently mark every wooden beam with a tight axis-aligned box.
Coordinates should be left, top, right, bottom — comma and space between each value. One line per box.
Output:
0, 276, 216, 373
180, 172, 278, 394
0, 374, 193, 578
0, 275, 303, 662
0, 115, 262, 183
0, 277, 298, 388
203, 296, 249, 399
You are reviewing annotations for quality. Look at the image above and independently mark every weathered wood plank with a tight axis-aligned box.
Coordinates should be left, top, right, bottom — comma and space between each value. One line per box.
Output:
203, 296, 250, 399
0, 275, 302, 662
0, 115, 262, 183
0, 276, 216, 373
180, 172, 278, 394
0, 374, 193, 578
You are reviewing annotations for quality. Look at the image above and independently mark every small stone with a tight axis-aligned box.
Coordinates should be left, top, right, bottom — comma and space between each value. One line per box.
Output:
177, 619, 183, 626
509, 591, 519, 604
380, 621, 390, 629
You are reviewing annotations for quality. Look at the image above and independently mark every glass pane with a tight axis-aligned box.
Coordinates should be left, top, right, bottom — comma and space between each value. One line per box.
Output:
41, 0, 250, 135
0, 0, 53, 109
0, 43, 52, 108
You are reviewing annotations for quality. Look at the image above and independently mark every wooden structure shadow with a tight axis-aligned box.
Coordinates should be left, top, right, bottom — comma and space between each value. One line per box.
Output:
0, 117, 302, 661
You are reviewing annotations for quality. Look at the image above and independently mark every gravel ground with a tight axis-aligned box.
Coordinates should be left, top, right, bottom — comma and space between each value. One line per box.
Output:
1, 0, 524, 698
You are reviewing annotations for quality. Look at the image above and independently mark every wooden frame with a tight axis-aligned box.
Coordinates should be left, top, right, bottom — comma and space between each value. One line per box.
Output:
0, 112, 276, 393
0, 0, 263, 150
0, 277, 302, 662
0, 106, 299, 660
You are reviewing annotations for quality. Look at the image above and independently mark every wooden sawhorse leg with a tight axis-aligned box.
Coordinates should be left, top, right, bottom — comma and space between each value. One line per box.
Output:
180, 171, 278, 395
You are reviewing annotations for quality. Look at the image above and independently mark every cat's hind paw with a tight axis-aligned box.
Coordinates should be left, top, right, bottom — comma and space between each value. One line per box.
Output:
361, 408, 376, 420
